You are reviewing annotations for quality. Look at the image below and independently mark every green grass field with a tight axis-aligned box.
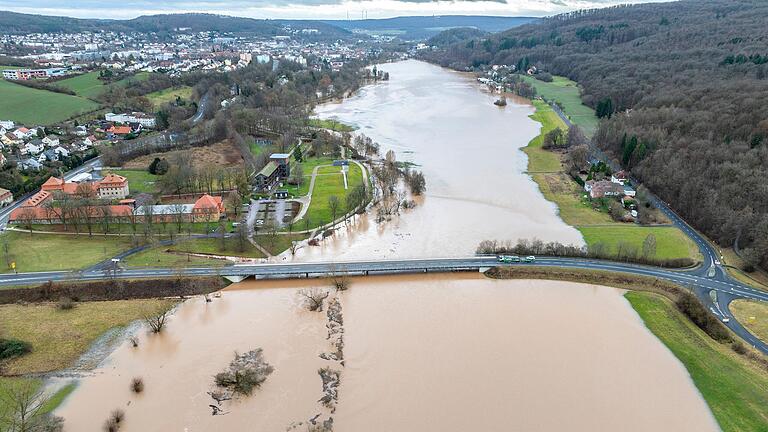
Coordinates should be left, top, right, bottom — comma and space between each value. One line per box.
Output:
56, 71, 106, 99
0, 299, 176, 374
168, 237, 266, 259
123, 245, 229, 267
521, 75, 600, 138
303, 164, 364, 227
0, 79, 100, 125
146, 86, 194, 108
730, 300, 768, 343
523, 100, 565, 173
579, 225, 699, 260
626, 291, 768, 431
106, 169, 159, 195
0, 231, 133, 273
308, 118, 356, 132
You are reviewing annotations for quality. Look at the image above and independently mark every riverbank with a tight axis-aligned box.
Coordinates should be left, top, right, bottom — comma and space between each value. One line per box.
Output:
486, 266, 768, 432
522, 98, 699, 262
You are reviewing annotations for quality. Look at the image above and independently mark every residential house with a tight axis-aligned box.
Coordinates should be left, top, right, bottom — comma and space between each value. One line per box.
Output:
53, 146, 70, 158
84, 135, 98, 147
0, 120, 14, 130
107, 125, 132, 138
74, 125, 88, 136
42, 136, 60, 147
584, 180, 625, 199
23, 140, 44, 155
0, 153, 6, 167
0, 188, 12, 206
41, 149, 59, 162
611, 170, 629, 185
12, 127, 30, 140
19, 158, 42, 171
2, 133, 21, 146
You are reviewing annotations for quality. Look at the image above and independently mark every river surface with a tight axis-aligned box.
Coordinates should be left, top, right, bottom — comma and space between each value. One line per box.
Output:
55, 60, 719, 431
297, 60, 582, 260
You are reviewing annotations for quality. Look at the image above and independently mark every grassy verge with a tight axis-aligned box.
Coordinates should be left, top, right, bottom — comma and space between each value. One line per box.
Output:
522, 100, 563, 173
524, 98, 699, 262
0, 232, 132, 273
730, 300, 768, 343
0, 79, 100, 125
122, 246, 228, 268
520, 75, 599, 138
0, 299, 176, 374
168, 237, 266, 259
720, 248, 768, 291
626, 291, 768, 431
56, 71, 106, 99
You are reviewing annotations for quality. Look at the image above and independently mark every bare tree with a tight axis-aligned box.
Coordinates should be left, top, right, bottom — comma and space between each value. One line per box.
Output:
297, 288, 329, 312
144, 310, 169, 333
0, 379, 64, 432
328, 195, 340, 228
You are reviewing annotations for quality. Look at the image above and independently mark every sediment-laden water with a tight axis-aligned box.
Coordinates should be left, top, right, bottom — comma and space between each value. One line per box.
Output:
56, 276, 718, 431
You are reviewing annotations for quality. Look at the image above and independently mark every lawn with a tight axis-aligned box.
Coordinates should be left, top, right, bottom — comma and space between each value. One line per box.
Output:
257, 233, 309, 256
105, 168, 159, 195
123, 245, 230, 268
283, 157, 335, 198
523, 100, 565, 173
520, 75, 600, 138
730, 300, 768, 343
578, 225, 699, 261
168, 237, 266, 259
303, 164, 364, 227
0, 79, 100, 125
626, 291, 768, 431
56, 71, 106, 99
532, 172, 612, 225
0, 231, 133, 273
146, 86, 194, 108
0, 299, 177, 374
308, 118, 356, 132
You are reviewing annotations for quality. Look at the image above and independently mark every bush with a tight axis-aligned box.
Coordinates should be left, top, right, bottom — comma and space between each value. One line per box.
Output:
674, 292, 733, 343
0, 338, 32, 360
130, 377, 144, 393
214, 349, 274, 396
56, 296, 75, 310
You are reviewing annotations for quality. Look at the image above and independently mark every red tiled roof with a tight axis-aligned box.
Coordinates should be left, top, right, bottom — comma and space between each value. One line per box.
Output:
10, 205, 133, 222
22, 190, 51, 207
192, 194, 223, 212
100, 173, 127, 187
41, 177, 65, 191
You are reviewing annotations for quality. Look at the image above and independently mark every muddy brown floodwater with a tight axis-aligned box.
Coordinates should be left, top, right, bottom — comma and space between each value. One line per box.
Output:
56, 275, 719, 431
55, 61, 719, 431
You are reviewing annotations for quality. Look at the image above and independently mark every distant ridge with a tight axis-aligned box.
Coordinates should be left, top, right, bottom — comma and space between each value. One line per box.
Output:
323, 15, 539, 40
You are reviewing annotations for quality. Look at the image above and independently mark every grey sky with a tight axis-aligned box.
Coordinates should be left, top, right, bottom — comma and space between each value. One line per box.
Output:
0, 0, 662, 20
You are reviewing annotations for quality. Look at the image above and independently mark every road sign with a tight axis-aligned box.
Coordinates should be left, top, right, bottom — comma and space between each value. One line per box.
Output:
10, 261, 15, 269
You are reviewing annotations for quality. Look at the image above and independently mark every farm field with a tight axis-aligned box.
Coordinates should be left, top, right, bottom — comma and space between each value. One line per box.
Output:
0, 79, 100, 125
146, 86, 194, 107
521, 75, 599, 138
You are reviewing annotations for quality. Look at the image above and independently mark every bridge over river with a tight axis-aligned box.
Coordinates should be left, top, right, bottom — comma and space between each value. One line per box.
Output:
2, 256, 767, 355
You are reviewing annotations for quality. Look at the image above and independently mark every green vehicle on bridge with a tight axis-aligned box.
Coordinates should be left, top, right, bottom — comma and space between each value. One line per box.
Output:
497, 255, 521, 263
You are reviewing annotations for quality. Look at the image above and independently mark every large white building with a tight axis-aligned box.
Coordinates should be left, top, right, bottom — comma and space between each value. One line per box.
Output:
105, 112, 156, 128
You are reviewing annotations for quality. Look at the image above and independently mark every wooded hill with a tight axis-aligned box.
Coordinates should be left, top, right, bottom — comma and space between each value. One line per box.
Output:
424, 0, 768, 271
0, 11, 352, 40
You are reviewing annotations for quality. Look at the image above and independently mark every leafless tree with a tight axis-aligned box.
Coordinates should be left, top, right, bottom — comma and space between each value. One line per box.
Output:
0, 379, 64, 432
144, 310, 169, 333
297, 288, 329, 312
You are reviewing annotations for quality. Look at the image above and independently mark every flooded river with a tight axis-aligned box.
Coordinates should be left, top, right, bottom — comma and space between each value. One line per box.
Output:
56, 61, 719, 431
57, 276, 718, 431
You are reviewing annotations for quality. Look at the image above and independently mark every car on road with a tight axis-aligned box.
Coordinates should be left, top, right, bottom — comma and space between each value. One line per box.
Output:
722, 317, 730, 323
523, 256, 536, 263
497, 255, 521, 263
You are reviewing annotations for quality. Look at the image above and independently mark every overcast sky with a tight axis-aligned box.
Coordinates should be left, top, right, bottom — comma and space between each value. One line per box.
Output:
0, 0, 661, 20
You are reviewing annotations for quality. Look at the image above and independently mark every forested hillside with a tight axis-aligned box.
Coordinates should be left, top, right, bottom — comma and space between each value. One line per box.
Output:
424, 0, 768, 270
